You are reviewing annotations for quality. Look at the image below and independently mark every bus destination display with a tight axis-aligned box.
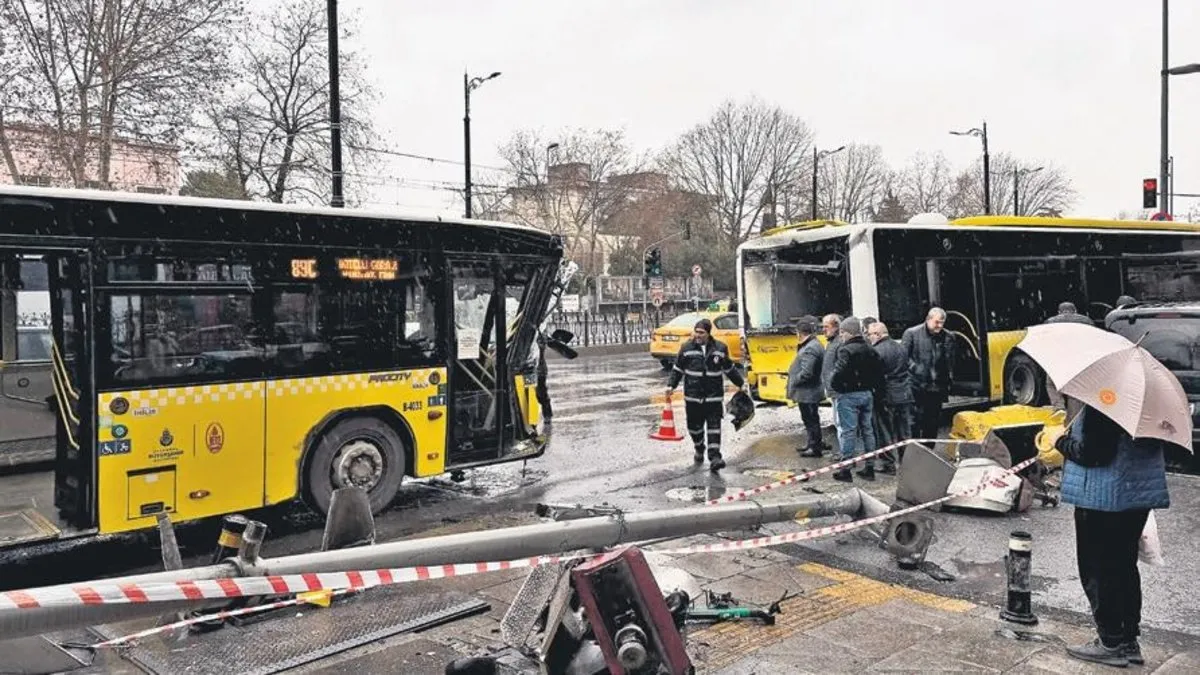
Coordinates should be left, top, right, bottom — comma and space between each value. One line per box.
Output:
289, 258, 399, 281
336, 257, 398, 281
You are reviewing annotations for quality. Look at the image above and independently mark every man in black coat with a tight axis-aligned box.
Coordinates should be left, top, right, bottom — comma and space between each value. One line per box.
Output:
868, 320, 913, 473
903, 307, 955, 440
787, 315, 825, 457
666, 318, 745, 471
829, 317, 885, 482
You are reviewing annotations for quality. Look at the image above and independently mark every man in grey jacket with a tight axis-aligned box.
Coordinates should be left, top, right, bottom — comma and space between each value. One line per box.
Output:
788, 315, 825, 457
819, 314, 842, 451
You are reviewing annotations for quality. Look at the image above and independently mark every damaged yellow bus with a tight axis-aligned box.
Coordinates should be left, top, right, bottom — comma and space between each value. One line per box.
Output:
736, 215, 1200, 407
0, 186, 564, 549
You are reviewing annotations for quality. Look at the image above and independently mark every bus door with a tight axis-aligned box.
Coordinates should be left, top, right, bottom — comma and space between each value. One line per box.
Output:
47, 252, 95, 528
449, 260, 504, 461
922, 258, 988, 398
0, 248, 95, 542
447, 259, 545, 464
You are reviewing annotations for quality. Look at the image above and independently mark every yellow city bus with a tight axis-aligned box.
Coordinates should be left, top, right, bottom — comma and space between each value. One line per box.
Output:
0, 186, 564, 548
736, 215, 1200, 406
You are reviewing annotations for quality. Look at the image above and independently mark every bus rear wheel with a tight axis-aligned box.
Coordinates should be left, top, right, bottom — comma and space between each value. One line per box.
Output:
1002, 352, 1048, 406
305, 417, 407, 516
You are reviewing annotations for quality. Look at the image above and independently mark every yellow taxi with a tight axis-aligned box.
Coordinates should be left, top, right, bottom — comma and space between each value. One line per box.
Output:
650, 311, 743, 369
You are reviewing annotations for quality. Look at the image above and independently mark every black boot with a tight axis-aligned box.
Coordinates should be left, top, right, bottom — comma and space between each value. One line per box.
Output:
832, 468, 853, 482
798, 446, 823, 458
855, 464, 876, 481
693, 448, 705, 464
708, 451, 726, 471
877, 461, 897, 475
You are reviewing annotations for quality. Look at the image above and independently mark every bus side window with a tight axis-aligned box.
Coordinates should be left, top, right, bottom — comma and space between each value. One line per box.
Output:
267, 259, 442, 377
107, 293, 260, 384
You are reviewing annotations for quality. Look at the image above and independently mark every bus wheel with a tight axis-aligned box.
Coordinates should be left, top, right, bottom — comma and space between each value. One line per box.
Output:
1003, 352, 1048, 406
305, 417, 407, 516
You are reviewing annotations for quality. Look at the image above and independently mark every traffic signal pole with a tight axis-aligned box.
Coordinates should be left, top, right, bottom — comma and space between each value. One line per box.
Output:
1160, 0, 1170, 216
640, 228, 689, 317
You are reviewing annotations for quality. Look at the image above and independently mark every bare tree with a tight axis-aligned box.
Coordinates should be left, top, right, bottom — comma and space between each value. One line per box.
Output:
491, 127, 644, 280
816, 143, 889, 223
206, 0, 377, 204
895, 151, 956, 215
952, 153, 1076, 217
0, 0, 241, 187
659, 97, 812, 246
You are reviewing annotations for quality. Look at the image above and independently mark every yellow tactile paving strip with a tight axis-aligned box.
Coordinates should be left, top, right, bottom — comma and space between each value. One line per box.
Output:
693, 563, 975, 671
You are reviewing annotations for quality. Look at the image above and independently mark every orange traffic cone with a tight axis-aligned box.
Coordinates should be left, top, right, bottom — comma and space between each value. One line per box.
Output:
650, 396, 686, 441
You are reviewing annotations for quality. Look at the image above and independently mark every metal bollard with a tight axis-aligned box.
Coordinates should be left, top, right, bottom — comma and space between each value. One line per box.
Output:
189, 515, 250, 633
238, 520, 269, 565
211, 514, 249, 564
999, 530, 1038, 625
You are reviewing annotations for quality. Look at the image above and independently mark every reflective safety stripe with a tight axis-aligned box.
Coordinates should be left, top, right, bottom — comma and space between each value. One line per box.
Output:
672, 365, 684, 373
681, 351, 704, 358
684, 370, 705, 377
705, 372, 723, 378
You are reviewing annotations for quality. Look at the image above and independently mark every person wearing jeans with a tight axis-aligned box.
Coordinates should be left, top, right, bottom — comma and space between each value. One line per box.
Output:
827, 317, 884, 482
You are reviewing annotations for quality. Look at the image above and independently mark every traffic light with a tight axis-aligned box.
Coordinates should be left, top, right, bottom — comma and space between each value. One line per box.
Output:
1143, 178, 1158, 209
643, 248, 662, 277
683, 221, 691, 240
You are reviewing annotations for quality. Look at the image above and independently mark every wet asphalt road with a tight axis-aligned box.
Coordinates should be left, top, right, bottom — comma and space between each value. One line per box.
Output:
3, 351, 1199, 639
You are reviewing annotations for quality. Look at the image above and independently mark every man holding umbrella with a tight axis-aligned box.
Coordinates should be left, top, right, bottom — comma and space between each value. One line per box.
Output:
1017, 323, 1188, 668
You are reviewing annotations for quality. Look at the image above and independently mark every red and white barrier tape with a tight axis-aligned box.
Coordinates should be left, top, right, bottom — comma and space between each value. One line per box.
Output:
703, 438, 968, 506
6, 444, 1033, 622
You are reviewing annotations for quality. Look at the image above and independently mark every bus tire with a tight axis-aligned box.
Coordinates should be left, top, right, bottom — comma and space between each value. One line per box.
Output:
304, 416, 407, 517
1002, 352, 1048, 406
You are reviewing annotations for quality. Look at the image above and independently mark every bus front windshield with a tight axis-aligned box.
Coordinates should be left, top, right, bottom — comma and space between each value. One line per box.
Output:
742, 237, 850, 332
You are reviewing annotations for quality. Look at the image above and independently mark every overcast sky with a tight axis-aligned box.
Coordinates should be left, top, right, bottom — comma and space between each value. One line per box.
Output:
342, 0, 1200, 220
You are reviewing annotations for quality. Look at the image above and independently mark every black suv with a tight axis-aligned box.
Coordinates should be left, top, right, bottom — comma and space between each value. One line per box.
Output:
1105, 302, 1200, 471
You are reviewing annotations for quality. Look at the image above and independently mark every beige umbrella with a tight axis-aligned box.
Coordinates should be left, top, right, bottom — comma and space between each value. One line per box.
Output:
1017, 323, 1193, 452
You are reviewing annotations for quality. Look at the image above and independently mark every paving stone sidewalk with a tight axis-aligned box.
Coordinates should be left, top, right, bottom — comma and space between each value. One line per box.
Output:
410, 535, 1200, 674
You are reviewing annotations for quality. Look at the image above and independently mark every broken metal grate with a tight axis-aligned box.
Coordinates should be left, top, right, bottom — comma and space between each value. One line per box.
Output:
500, 561, 567, 648
89, 588, 489, 675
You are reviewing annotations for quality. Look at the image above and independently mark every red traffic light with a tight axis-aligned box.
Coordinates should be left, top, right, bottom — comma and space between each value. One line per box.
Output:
1144, 178, 1158, 191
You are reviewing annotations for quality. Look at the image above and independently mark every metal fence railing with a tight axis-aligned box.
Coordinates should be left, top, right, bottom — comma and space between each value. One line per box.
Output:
547, 309, 664, 347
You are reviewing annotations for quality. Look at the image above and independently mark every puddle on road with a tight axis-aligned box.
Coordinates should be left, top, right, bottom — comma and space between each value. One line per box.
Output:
950, 558, 1053, 592
665, 485, 729, 503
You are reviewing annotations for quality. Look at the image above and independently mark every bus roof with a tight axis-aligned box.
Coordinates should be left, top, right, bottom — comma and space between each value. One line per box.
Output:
0, 184, 550, 238
739, 214, 1200, 251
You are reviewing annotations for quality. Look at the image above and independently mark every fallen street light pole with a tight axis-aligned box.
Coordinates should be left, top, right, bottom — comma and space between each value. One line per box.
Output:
0, 489, 888, 640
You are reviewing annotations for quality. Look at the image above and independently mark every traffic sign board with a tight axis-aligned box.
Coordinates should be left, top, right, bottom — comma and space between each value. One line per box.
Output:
651, 287, 664, 307
1150, 212, 1174, 222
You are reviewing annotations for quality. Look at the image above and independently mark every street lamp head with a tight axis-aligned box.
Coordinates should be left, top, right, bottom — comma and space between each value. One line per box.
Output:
547, 142, 560, 151
488, 71, 502, 80
831, 145, 846, 154
950, 128, 984, 138
1167, 63, 1200, 76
